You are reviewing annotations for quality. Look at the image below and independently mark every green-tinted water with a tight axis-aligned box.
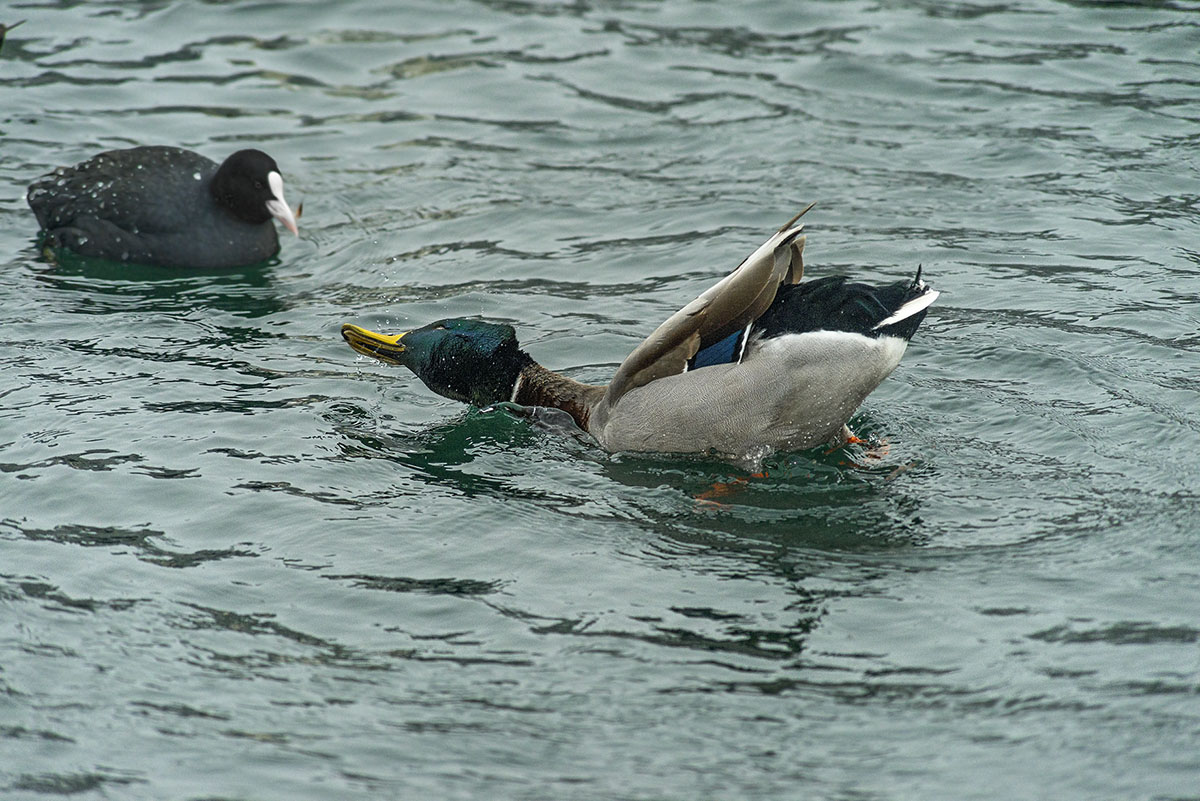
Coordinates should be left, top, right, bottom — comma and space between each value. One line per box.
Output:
2, 2, 1199, 799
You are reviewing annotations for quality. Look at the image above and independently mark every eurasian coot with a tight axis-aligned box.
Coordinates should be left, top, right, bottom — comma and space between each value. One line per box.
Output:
28, 146, 299, 268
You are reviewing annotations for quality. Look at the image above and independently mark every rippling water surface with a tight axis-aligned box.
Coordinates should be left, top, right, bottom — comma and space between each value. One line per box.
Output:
2, 1, 1199, 799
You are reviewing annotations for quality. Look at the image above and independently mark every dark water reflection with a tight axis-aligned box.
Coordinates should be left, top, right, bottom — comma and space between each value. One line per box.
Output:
30, 253, 287, 318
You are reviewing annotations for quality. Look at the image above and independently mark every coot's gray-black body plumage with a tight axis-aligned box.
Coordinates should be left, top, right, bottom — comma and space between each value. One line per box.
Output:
27, 146, 298, 269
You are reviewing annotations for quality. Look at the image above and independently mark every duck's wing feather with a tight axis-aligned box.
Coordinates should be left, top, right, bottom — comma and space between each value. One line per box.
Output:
602, 207, 811, 409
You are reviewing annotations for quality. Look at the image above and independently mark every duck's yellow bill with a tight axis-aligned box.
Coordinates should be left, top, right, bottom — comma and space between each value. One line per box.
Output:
341, 323, 408, 365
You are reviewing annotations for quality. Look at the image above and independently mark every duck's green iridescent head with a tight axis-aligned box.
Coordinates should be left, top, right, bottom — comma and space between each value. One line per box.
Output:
342, 318, 532, 407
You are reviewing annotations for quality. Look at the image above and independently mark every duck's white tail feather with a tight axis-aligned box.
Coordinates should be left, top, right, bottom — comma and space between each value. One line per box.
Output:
872, 288, 940, 331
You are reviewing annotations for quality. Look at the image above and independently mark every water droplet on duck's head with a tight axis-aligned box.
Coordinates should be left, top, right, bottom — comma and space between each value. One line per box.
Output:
193, 172, 202, 181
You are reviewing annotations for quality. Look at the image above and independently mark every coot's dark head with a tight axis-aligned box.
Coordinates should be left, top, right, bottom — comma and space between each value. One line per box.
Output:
210, 149, 298, 235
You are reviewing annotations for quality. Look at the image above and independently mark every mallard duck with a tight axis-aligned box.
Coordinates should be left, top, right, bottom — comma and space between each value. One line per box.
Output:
342, 208, 938, 457
27, 147, 298, 268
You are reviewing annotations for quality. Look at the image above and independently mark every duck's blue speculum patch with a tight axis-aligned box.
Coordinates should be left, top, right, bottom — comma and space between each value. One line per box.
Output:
690, 329, 744, 370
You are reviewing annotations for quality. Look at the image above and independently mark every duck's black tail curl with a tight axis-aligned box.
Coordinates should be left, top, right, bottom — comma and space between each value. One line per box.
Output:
757, 266, 937, 342
687, 266, 938, 371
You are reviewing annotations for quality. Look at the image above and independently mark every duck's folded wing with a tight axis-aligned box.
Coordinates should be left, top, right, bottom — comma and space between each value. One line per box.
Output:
602, 208, 811, 408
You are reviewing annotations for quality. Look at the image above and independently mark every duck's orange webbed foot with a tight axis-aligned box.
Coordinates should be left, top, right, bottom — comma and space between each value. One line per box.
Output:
695, 471, 769, 507
827, 432, 891, 467
825, 431, 867, 455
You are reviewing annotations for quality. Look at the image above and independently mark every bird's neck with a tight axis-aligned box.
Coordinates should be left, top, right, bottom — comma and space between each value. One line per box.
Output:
511, 362, 605, 431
